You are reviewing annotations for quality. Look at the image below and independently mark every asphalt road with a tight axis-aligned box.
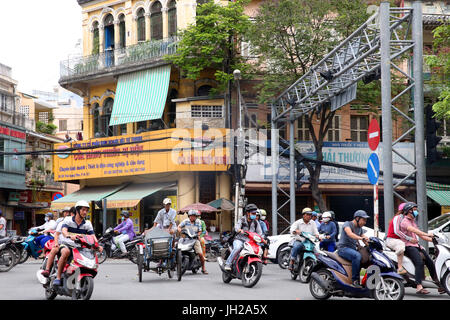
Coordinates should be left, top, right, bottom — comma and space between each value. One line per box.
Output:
1, 259, 448, 300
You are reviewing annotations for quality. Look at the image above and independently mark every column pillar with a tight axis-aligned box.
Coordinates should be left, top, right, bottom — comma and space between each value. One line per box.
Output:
99, 24, 105, 53
145, 13, 151, 41
162, 8, 169, 39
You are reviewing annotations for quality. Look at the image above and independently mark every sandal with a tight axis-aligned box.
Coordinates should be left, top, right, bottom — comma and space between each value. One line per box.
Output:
438, 287, 446, 294
416, 288, 430, 295
202, 269, 209, 274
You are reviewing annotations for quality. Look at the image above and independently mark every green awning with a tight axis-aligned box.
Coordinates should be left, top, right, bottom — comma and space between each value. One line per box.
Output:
109, 65, 171, 126
103, 182, 175, 208
426, 182, 450, 206
51, 184, 127, 209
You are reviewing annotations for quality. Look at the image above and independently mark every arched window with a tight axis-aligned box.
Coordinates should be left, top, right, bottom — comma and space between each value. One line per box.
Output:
137, 8, 146, 42
168, 0, 177, 37
102, 98, 114, 137
119, 14, 126, 48
93, 103, 100, 135
197, 85, 213, 96
92, 21, 99, 54
151, 1, 163, 40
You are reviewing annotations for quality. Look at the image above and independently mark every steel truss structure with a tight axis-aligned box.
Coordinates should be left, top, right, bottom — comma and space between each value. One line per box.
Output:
270, 2, 427, 237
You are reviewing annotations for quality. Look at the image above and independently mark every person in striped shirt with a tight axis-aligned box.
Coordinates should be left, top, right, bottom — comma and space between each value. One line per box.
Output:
54, 200, 102, 286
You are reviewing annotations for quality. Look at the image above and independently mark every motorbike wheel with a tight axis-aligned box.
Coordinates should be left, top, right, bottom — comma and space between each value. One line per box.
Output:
128, 246, 138, 264
167, 268, 173, 279
299, 259, 315, 283
0, 249, 16, 272
137, 253, 143, 283
9, 246, 20, 266
222, 271, 232, 283
77, 276, 94, 300
277, 245, 290, 269
442, 271, 450, 296
372, 276, 404, 301
97, 249, 107, 264
18, 248, 29, 264
290, 269, 298, 280
45, 284, 57, 300
309, 269, 332, 300
176, 250, 183, 281
241, 261, 263, 288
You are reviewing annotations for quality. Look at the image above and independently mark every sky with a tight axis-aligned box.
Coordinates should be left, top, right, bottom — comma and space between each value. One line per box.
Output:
0, 1, 82, 94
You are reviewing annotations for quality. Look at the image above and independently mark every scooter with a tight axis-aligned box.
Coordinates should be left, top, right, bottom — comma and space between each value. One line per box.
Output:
22, 228, 54, 261
0, 237, 16, 272
384, 233, 450, 296
40, 235, 99, 300
97, 227, 143, 264
218, 231, 264, 288
286, 231, 318, 283
309, 237, 405, 300
175, 227, 202, 281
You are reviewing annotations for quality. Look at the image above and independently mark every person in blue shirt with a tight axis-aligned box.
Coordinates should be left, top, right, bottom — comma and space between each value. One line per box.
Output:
318, 211, 337, 252
312, 211, 321, 229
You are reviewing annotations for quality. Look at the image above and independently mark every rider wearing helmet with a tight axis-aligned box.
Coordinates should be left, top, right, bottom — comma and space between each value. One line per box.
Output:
196, 210, 207, 257
256, 209, 269, 264
54, 200, 102, 286
336, 210, 370, 288
398, 202, 445, 294
224, 203, 264, 271
113, 210, 136, 257
35, 212, 58, 249
178, 209, 208, 274
259, 209, 270, 232
152, 198, 177, 235
318, 211, 337, 252
386, 203, 408, 275
288, 207, 320, 271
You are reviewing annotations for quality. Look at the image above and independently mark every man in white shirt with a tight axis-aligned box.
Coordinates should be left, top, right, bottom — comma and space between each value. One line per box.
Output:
0, 210, 7, 238
152, 198, 177, 235
288, 208, 319, 270
35, 212, 58, 249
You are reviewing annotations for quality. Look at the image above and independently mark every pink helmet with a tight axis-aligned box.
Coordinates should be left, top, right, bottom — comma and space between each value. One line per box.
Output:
398, 203, 406, 211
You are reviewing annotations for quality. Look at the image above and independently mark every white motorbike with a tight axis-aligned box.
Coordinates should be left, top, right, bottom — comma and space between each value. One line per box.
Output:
384, 233, 450, 296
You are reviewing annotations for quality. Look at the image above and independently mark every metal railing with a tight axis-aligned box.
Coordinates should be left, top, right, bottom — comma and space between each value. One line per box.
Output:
60, 37, 178, 80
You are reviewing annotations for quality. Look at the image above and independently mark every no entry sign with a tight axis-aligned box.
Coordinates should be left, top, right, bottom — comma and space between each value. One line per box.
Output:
368, 119, 380, 151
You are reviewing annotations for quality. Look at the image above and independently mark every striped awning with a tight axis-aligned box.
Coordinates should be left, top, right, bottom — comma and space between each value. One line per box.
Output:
109, 65, 171, 126
426, 182, 450, 206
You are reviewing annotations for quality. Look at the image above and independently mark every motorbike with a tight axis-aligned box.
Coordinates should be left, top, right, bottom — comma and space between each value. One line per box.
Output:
39, 235, 99, 300
218, 231, 264, 288
0, 237, 16, 272
309, 237, 405, 300
384, 233, 450, 296
97, 227, 143, 264
22, 228, 54, 262
10, 236, 28, 264
175, 226, 202, 281
281, 231, 318, 283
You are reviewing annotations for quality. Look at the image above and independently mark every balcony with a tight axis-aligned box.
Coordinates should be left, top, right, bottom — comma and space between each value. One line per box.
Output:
59, 37, 178, 85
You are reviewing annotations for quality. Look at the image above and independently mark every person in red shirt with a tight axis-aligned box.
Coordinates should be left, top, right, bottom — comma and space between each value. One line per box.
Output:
385, 203, 407, 275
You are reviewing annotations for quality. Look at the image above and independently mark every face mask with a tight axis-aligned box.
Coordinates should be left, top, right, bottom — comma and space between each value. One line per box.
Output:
412, 210, 419, 218
261, 216, 266, 220
323, 218, 330, 223
250, 214, 256, 220
121, 216, 125, 221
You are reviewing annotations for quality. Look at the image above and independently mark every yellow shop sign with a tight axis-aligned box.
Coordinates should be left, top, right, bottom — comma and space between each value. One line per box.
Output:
53, 128, 230, 181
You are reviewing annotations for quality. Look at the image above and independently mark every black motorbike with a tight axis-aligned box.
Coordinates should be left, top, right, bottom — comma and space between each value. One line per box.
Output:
175, 227, 202, 281
97, 227, 143, 264
0, 237, 16, 271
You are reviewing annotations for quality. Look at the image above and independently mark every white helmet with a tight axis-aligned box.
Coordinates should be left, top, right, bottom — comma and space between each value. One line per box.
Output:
163, 198, 172, 205
322, 212, 332, 219
75, 200, 90, 211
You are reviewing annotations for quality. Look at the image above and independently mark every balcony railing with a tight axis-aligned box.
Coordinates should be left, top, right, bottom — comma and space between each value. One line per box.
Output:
60, 37, 178, 81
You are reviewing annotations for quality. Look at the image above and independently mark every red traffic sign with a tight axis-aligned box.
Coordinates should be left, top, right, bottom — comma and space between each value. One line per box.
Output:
368, 119, 380, 151
52, 192, 64, 201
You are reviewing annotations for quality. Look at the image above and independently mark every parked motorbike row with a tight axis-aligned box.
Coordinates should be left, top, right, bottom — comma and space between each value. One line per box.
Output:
277, 231, 450, 300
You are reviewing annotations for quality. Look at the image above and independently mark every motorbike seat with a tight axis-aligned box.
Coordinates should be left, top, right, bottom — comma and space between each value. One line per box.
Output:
324, 251, 352, 266
0, 237, 11, 244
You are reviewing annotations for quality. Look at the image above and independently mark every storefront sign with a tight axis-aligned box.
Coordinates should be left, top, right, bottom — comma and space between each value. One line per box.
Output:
14, 212, 25, 220
53, 129, 230, 181
0, 125, 26, 140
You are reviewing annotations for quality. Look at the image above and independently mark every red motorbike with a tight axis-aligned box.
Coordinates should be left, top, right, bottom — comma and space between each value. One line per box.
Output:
218, 231, 264, 288
40, 235, 100, 300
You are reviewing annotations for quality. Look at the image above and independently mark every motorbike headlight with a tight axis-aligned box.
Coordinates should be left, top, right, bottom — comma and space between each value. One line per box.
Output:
253, 235, 262, 243
77, 258, 97, 269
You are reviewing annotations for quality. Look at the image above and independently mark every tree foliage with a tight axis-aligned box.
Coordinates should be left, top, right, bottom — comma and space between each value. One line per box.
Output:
165, 0, 251, 93
425, 23, 450, 120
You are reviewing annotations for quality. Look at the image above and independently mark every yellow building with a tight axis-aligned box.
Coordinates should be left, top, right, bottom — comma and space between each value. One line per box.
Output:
54, 0, 234, 234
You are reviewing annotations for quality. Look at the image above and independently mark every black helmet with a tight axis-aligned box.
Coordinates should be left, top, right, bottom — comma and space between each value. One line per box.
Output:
354, 210, 370, 219
402, 202, 417, 214
121, 210, 130, 218
245, 203, 258, 213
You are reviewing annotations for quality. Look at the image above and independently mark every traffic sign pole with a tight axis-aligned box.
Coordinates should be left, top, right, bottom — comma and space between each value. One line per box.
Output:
367, 118, 380, 237
374, 149, 379, 238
